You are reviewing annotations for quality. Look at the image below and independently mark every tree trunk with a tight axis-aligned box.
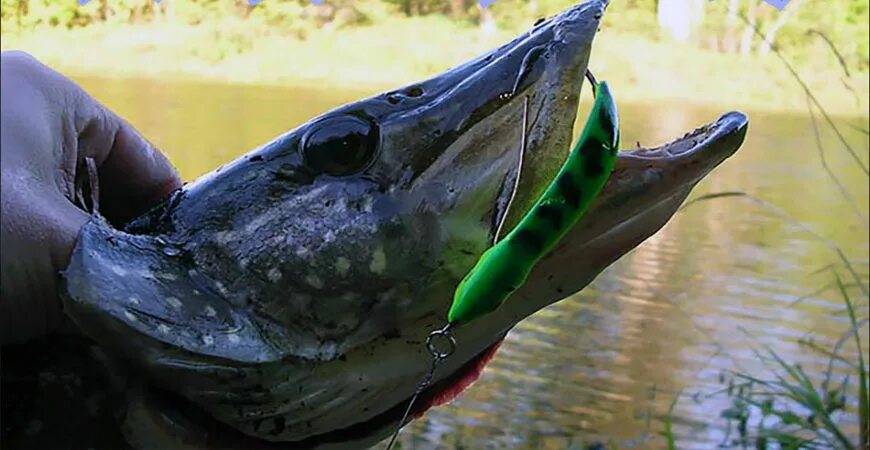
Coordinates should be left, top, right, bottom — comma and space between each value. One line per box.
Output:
739, 0, 757, 57
657, 0, 700, 43
691, 0, 706, 45
527, 0, 539, 16
234, 0, 254, 18
479, 5, 496, 37
758, 0, 806, 57
722, 0, 740, 53
448, 0, 465, 20
17, 0, 28, 26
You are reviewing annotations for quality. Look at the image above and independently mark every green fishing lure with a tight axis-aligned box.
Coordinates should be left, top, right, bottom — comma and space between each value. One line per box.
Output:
447, 80, 620, 326
387, 79, 621, 450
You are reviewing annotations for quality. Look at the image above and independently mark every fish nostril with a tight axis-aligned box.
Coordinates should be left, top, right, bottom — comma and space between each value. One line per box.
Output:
386, 86, 424, 104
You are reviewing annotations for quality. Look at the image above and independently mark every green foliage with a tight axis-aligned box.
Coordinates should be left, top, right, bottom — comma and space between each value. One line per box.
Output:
710, 281, 868, 450
664, 270, 868, 448
1, 0, 867, 74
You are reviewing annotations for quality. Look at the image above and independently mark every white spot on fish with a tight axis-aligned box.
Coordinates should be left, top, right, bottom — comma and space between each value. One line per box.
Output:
157, 272, 177, 281
111, 265, 127, 276
227, 333, 240, 344
157, 324, 171, 334
138, 269, 156, 280
334, 197, 348, 213
214, 231, 236, 246
369, 247, 386, 274
123, 311, 139, 323
376, 289, 394, 303
362, 195, 374, 213
165, 297, 183, 309
215, 281, 229, 296
193, 289, 201, 295
202, 334, 214, 346
305, 274, 323, 289
267, 268, 282, 282
128, 296, 141, 305
296, 246, 310, 258
204, 305, 217, 317
324, 230, 335, 243
316, 341, 339, 360
335, 257, 350, 276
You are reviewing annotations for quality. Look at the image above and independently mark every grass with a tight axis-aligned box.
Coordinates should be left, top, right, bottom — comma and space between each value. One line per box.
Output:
719, 279, 867, 450
660, 11, 869, 446
667, 148, 868, 449
660, 269, 868, 449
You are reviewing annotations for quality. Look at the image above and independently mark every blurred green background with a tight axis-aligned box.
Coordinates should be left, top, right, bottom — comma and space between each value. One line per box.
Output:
1, 0, 868, 113
1, 1, 868, 449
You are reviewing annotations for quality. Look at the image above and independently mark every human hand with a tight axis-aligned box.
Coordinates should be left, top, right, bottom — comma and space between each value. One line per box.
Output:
1, 51, 182, 344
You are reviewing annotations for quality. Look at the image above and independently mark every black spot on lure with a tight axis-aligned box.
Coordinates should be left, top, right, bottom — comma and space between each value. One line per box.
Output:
448, 80, 619, 326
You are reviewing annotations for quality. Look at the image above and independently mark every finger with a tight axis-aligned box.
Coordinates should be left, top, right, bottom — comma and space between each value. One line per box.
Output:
1, 52, 183, 224
73, 95, 183, 224
0, 173, 89, 344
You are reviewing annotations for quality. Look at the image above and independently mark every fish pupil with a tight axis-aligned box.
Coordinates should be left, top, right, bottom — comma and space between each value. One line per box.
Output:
302, 115, 378, 176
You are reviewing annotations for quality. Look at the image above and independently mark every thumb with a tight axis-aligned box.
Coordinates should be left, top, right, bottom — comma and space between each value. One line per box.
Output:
74, 96, 182, 225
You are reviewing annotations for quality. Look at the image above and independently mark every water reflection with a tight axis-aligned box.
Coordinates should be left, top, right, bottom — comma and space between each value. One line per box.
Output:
72, 75, 869, 449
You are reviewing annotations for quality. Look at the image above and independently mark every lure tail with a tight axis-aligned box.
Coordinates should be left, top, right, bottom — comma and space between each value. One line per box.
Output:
447, 80, 620, 326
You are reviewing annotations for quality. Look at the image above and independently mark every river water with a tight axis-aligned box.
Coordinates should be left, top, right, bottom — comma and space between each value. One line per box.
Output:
73, 75, 869, 449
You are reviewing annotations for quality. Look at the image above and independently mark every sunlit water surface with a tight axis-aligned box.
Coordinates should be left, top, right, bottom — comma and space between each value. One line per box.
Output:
73, 75, 869, 449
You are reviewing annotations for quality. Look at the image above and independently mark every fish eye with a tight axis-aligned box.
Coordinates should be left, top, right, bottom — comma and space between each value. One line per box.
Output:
301, 116, 378, 176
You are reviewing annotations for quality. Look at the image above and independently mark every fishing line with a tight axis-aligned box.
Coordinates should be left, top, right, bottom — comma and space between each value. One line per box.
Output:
384, 324, 455, 450
383, 94, 531, 450
493, 96, 530, 244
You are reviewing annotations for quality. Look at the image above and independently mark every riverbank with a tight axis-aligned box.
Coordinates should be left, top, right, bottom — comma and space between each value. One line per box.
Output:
2, 17, 868, 116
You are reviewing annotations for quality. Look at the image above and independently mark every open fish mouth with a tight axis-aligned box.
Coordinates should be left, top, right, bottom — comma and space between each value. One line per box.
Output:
60, 0, 749, 448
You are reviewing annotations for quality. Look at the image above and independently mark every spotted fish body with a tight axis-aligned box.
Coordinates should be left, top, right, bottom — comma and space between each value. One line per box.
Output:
448, 81, 619, 326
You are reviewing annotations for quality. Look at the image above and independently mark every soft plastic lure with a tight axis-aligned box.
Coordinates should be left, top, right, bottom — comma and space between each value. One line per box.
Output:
447, 79, 620, 326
